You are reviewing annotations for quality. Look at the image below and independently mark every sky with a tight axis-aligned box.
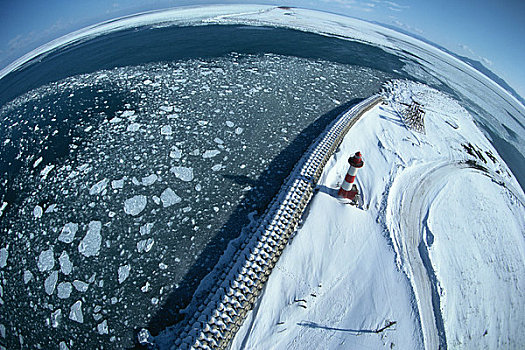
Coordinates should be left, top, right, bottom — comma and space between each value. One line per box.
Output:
1, 0, 524, 99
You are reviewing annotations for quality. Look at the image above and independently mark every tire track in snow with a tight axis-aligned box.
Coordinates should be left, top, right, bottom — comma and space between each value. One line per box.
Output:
386, 161, 506, 350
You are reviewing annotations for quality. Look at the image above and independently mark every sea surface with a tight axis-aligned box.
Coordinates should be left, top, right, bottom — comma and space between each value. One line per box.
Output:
0, 24, 523, 349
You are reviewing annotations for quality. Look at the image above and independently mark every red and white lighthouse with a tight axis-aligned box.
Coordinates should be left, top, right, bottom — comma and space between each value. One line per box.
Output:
338, 151, 364, 200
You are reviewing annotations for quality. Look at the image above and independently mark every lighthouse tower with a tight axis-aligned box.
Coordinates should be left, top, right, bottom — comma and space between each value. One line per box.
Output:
338, 152, 364, 200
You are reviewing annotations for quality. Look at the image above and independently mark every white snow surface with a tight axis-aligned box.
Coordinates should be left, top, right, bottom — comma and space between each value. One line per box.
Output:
231, 81, 525, 350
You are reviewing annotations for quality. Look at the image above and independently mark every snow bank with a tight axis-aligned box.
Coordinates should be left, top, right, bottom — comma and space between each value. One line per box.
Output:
232, 81, 525, 350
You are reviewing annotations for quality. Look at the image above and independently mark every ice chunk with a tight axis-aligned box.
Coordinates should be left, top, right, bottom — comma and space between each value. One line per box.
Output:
0, 201, 7, 217
160, 188, 181, 207
195, 184, 202, 192
57, 282, 72, 299
45, 204, 57, 213
44, 271, 59, 295
0, 247, 7, 268
235, 127, 244, 135
214, 137, 224, 144
159, 105, 173, 113
143, 79, 152, 85
97, 320, 109, 335
226, 120, 235, 128
140, 223, 154, 236
152, 196, 161, 205
89, 178, 109, 195
69, 301, 84, 323
118, 264, 130, 284
59, 223, 78, 243
38, 248, 55, 272
202, 150, 220, 158
33, 157, 43, 168
111, 178, 125, 189
40, 165, 55, 179
73, 280, 89, 292
51, 309, 62, 328
33, 205, 43, 218
59, 341, 69, 350
127, 123, 141, 132
78, 221, 102, 257
121, 110, 135, 118
169, 147, 182, 159
211, 164, 223, 172
124, 195, 147, 216
59, 251, 72, 275
141, 174, 158, 186
137, 238, 155, 253
23, 270, 33, 284
160, 125, 173, 136
170, 166, 194, 182
141, 282, 150, 293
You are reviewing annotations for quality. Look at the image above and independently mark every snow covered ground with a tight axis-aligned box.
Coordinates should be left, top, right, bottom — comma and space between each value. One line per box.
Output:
231, 80, 525, 350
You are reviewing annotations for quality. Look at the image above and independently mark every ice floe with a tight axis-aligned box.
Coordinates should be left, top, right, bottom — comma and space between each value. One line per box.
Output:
59, 251, 72, 275
140, 222, 154, 236
118, 264, 130, 284
78, 221, 102, 257
33, 205, 43, 218
23, 270, 33, 284
57, 282, 72, 299
169, 147, 182, 159
97, 320, 109, 335
73, 280, 89, 292
58, 223, 78, 243
111, 178, 125, 189
0, 247, 7, 268
69, 301, 84, 323
89, 178, 109, 195
127, 123, 141, 132
137, 238, 155, 253
124, 195, 147, 216
170, 166, 194, 181
160, 188, 181, 207
44, 271, 58, 295
202, 150, 220, 158
40, 165, 54, 179
141, 174, 158, 186
160, 125, 173, 135
51, 309, 61, 328
37, 248, 55, 272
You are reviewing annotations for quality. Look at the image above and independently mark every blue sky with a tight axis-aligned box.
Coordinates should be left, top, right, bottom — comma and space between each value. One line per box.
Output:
1, 0, 524, 99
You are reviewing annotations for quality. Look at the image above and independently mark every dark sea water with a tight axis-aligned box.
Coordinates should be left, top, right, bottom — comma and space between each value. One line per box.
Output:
0, 24, 523, 349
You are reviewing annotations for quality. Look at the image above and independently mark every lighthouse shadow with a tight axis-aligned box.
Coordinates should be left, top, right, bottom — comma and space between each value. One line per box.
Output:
316, 185, 339, 199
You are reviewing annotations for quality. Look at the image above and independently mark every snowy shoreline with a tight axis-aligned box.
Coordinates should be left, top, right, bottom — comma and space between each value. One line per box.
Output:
231, 80, 525, 350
